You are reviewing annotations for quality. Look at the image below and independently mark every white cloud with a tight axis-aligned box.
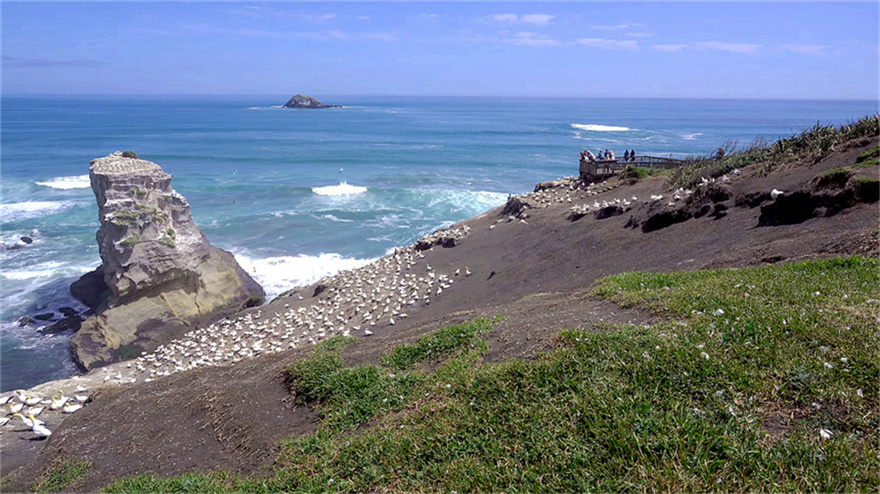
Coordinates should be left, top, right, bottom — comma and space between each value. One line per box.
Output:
489, 13, 555, 26
502, 32, 560, 46
652, 44, 688, 52
625, 32, 653, 38
521, 14, 555, 26
695, 41, 760, 54
577, 38, 638, 50
588, 23, 633, 31
781, 44, 828, 56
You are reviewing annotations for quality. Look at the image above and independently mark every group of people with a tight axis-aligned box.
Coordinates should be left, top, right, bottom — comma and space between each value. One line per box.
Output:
579, 148, 637, 163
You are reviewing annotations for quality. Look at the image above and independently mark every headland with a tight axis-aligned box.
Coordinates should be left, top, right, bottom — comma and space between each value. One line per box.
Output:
1, 118, 878, 491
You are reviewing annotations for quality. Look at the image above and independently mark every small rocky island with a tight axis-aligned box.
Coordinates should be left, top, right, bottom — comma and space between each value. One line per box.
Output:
69, 151, 264, 370
283, 94, 340, 109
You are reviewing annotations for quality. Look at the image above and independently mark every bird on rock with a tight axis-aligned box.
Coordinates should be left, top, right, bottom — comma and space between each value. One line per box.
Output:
12, 413, 44, 428
29, 414, 51, 438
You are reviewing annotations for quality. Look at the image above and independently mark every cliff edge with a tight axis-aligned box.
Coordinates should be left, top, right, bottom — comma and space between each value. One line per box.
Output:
69, 152, 264, 370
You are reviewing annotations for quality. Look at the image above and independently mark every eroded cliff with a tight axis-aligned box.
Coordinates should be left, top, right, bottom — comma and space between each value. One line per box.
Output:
70, 152, 264, 370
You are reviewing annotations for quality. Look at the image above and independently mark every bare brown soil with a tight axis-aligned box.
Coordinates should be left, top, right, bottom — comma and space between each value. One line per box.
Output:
3, 137, 877, 492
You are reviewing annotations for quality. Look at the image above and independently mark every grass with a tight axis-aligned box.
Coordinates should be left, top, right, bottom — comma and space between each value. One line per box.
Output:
619, 165, 668, 181
102, 257, 878, 492
119, 232, 140, 246
668, 115, 879, 189
381, 317, 492, 371
31, 457, 92, 493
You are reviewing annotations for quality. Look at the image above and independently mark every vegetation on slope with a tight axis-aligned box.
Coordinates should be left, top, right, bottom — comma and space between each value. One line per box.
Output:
103, 257, 878, 492
668, 114, 879, 189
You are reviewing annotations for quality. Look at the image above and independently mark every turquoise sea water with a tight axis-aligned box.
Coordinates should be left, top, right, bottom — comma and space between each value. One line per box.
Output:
1, 95, 876, 391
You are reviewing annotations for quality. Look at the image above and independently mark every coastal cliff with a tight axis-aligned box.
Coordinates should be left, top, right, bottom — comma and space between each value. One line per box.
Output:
69, 152, 264, 370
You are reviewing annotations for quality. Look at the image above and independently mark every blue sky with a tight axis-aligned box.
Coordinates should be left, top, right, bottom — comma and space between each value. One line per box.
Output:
2, 1, 878, 99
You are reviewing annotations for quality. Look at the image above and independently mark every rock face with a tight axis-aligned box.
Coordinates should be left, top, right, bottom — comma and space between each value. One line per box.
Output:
70, 152, 264, 370
283, 94, 339, 109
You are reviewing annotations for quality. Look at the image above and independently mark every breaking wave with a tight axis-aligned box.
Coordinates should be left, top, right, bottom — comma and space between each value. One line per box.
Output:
312, 182, 368, 196
570, 123, 634, 132
35, 175, 91, 189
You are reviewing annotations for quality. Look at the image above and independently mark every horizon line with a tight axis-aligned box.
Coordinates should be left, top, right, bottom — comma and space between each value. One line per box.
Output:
2, 93, 878, 103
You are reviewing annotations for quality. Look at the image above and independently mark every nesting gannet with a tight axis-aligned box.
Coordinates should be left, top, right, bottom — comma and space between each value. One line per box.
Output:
25, 395, 42, 406
0, 417, 10, 426
10, 403, 24, 414
76, 385, 88, 393
0, 396, 10, 405
29, 415, 51, 438
12, 413, 44, 428
63, 403, 83, 414
49, 396, 68, 410
75, 394, 88, 403
28, 406, 44, 417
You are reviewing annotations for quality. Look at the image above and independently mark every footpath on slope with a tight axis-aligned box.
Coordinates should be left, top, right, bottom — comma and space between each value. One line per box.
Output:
2, 136, 877, 491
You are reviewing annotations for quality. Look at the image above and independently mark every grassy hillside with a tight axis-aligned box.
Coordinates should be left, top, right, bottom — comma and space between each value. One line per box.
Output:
97, 256, 879, 493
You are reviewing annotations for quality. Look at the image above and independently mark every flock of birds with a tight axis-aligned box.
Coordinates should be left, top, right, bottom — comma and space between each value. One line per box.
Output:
7, 168, 778, 441
0, 388, 88, 439
114, 225, 476, 382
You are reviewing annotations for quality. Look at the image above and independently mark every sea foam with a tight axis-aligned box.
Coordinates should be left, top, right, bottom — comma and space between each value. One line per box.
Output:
570, 123, 634, 132
234, 252, 375, 300
35, 175, 91, 189
0, 201, 77, 221
312, 182, 368, 196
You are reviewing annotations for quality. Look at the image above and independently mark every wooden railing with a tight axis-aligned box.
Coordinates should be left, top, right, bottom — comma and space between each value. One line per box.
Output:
579, 155, 685, 178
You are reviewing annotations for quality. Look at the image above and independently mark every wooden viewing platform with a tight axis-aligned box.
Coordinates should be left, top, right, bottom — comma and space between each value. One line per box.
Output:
579, 155, 686, 179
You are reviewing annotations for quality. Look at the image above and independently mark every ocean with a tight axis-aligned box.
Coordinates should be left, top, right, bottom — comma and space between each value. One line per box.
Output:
1, 95, 876, 391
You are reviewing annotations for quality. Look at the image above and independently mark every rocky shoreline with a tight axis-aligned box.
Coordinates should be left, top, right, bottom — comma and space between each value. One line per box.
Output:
1, 133, 877, 491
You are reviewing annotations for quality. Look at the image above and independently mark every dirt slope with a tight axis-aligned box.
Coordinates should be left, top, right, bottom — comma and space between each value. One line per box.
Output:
4, 137, 877, 492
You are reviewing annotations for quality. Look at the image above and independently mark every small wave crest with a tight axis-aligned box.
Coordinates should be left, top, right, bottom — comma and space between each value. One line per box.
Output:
314, 213, 354, 223
234, 252, 375, 300
0, 201, 77, 221
570, 123, 634, 132
312, 182, 368, 196
35, 175, 91, 189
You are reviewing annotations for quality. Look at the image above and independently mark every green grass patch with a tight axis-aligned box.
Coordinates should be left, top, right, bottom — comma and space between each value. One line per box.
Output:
32, 457, 92, 493
620, 165, 667, 181
854, 157, 879, 168
381, 317, 492, 371
113, 210, 141, 220
119, 233, 140, 246
287, 335, 425, 430
856, 145, 878, 163
102, 257, 879, 492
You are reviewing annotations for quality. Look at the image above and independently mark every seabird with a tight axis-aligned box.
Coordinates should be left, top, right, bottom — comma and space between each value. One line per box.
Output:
29, 415, 51, 438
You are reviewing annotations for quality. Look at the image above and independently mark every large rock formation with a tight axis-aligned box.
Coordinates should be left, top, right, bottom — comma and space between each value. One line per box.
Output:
283, 94, 339, 109
70, 152, 264, 370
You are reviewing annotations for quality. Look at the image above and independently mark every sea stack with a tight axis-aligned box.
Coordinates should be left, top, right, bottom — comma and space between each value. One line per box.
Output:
69, 152, 264, 370
283, 94, 339, 108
